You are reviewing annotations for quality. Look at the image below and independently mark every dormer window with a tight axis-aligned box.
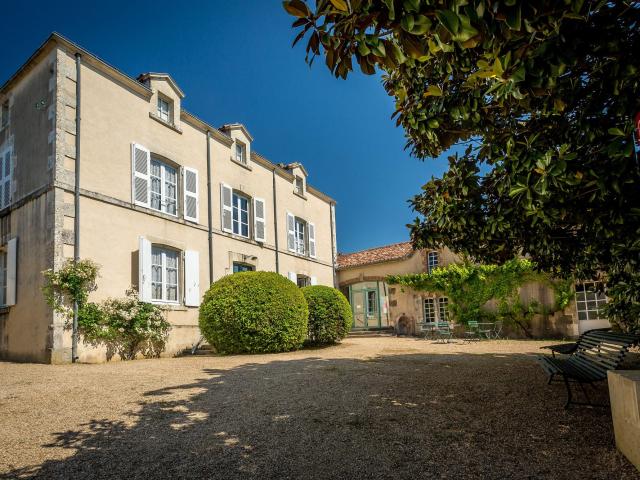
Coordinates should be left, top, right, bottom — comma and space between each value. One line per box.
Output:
294, 176, 304, 196
235, 142, 246, 165
157, 96, 171, 123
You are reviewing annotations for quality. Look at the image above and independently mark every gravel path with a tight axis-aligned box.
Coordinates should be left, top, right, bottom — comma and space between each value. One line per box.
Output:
0, 337, 638, 479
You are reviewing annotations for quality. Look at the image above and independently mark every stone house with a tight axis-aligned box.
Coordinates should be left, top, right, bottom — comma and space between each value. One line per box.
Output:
0, 33, 337, 363
336, 241, 610, 338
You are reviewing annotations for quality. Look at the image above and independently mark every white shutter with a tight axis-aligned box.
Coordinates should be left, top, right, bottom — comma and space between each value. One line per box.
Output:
183, 167, 199, 222
0, 148, 11, 209
220, 183, 233, 233
138, 236, 152, 302
288, 272, 297, 283
131, 143, 150, 207
253, 197, 266, 242
308, 222, 317, 258
6, 237, 17, 306
287, 212, 296, 252
184, 250, 200, 306
310, 276, 318, 286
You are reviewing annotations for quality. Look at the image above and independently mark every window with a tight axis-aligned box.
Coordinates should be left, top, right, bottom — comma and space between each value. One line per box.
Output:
233, 262, 255, 273
1, 101, 8, 128
575, 282, 608, 321
0, 250, 6, 305
157, 96, 171, 123
297, 275, 311, 288
287, 212, 315, 257
151, 246, 179, 303
438, 297, 449, 321
235, 142, 246, 164
427, 251, 439, 274
150, 158, 177, 216
294, 218, 306, 255
424, 298, 436, 322
232, 192, 250, 237
366, 290, 378, 317
294, 176, 304, 195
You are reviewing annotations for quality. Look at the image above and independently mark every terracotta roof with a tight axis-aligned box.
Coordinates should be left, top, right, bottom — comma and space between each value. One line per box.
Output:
337, 241, 414, 269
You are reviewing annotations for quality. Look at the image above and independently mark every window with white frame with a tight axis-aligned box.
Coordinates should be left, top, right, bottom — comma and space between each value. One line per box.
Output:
438, 297, 449, 321
294, 176, 304, 195
235, 142, 246, 164
150, 158, 177, 216
294, 218, 306, 255
424, 298, 436, 322
427, 251, 439, 274
575, 282, 608, 321
297, 275, 311, 288
232, 192, 250, 237
151, 246, 179, 303
157, 96, 171, 123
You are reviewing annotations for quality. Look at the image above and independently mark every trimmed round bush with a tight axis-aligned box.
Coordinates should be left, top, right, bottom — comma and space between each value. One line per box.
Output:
199, 271, 308, 354
302, 285, 353, 344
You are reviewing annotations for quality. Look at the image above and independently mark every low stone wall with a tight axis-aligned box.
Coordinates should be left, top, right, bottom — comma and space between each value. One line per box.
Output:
608, 370, 640, 471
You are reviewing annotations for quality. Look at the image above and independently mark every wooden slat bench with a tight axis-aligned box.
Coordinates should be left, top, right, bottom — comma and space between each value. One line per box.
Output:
537, 330, 639, 408
540, 327, 611, 357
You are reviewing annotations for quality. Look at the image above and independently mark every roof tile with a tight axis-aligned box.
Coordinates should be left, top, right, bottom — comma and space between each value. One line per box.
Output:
337, 241, 414, 269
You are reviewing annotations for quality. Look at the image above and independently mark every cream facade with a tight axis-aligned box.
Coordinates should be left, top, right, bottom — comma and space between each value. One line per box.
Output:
337, 243, 610, 338
0, 33, 336, 363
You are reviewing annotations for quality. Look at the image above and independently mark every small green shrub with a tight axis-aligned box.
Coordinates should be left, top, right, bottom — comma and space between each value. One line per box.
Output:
199, 271, 308, 354
302, 285, 352, 344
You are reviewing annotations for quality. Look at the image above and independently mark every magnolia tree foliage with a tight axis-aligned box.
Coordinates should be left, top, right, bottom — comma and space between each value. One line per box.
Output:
285, 0, 640, 331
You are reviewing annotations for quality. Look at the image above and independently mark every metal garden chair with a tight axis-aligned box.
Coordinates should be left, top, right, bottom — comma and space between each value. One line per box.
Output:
463, 321, 480, 343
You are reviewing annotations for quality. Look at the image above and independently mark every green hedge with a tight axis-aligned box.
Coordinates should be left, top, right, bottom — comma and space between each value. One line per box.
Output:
199, 271, 308, 354
302, 285, 352, 344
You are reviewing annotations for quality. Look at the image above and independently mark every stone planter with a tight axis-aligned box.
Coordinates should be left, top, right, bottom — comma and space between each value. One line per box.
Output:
608, 370, 640, 471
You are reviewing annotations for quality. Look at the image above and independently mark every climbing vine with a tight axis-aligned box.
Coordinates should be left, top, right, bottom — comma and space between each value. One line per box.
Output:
42, 259, 100, 318
387, 258, 574, 336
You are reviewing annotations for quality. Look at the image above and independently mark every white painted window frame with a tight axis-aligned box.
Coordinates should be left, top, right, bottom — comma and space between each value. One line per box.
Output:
150, 158, 178, 217
427, 251, 439, 274
157, 96, 171, 123
232, 191, 250, 238
294, 218, 306, 255
151, 246, 180, 304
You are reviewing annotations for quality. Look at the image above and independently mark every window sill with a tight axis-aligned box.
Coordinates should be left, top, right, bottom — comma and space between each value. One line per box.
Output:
149, 113, 183, 134
293, 191, 307, 201
152, 301, 188, 311
287, 249, 316, 260
0, 305, 9, 314
133, 203, 192, 224
230, 157, 252, 171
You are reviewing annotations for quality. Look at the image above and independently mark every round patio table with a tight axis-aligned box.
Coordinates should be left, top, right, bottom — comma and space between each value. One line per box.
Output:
477, 322, 495, 339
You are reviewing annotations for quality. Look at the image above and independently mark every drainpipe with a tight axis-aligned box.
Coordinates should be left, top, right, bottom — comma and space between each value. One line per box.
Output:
71, 53, 81, 363
206, 131, 213, 284
329, 202, 337, 288
272, 169, 280, 274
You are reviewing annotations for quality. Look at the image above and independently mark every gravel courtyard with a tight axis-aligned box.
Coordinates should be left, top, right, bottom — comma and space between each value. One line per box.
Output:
0, 337, 638, 479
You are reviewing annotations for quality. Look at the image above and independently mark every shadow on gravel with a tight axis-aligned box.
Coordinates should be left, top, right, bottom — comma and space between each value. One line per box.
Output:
2, 352, 635, 480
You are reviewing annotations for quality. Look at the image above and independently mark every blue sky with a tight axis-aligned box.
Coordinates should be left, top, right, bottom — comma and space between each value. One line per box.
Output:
1, 0, 451, 253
